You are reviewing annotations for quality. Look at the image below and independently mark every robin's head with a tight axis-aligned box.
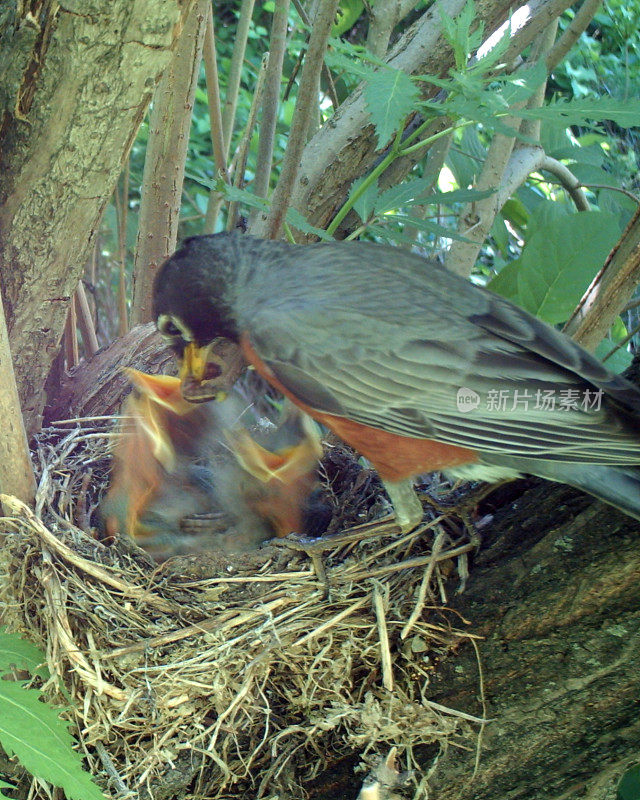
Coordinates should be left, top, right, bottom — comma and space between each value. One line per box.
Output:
153, 233, 248, 401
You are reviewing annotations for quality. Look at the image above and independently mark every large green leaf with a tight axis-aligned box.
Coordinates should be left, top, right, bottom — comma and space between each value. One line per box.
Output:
515, 210, 620, 323
364, 68, 421, 149
0, 682, 105, 800
517, 97, 640, 128
487, 257, 522, 299
617, 764, 640, 800
0, 629, 49, 680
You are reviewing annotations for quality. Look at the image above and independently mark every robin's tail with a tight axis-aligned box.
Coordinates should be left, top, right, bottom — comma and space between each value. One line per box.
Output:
484, 455, 640, 522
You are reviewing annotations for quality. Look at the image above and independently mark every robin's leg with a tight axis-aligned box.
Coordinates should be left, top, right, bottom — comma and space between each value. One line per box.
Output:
382, 478, 424, 532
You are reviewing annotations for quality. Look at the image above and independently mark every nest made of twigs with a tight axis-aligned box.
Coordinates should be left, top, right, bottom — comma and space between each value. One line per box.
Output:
0, 418, 483, 800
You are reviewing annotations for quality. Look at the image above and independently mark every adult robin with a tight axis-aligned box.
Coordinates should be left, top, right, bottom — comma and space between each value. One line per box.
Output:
152, 232, 640, 529
100, 369, 324, 558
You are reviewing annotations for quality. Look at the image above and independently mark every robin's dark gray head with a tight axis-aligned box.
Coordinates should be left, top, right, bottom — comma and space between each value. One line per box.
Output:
153, 234, 243, 351
153, 233, 248, 401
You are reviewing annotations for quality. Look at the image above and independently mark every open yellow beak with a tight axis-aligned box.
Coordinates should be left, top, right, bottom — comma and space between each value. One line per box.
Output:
178, 339, 245, 402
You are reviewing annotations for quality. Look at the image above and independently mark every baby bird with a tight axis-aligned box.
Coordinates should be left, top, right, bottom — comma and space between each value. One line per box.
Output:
99, 370, 324, 560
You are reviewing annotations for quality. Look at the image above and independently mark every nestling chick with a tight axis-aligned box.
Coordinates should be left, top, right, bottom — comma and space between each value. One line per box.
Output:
99, 370, 324, 559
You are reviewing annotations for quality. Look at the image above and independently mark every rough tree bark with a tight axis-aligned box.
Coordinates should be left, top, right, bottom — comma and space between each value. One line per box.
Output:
0, 0, 197, 436
308, 483, 640, 800
426, 484, 640, 800
131, 0, 210, 326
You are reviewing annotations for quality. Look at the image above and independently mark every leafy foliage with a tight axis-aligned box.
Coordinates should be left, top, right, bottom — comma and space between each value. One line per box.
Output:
489, 208, 621, 323
0, 629, 105, 800
617, 764, 640, 800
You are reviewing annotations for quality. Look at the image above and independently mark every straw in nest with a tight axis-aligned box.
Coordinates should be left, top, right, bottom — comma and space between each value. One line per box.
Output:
0, 418, 485, 800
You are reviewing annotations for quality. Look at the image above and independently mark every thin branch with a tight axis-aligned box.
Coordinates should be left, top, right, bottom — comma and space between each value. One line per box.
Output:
116, 164, 129, 336
202, 6, 228, 234
290, 0, 340, 109
563, 205, 640, 350
367, 0, 401, 57
250, 0, 292, 225
64, 295, 79, 370
221, 0, 257, 158
547, 0, 601, 71
74, 282, 99, 358
518, 20, 558, 142
540, 155, 591, 211
227, 55, 269, 231
253, 0, 341, 239
446, 22, 558, 277
0, 291, 36, 509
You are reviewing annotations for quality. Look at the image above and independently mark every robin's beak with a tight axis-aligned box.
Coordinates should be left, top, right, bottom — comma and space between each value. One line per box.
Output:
178, 341, 229, 403
178, 339, 247, 403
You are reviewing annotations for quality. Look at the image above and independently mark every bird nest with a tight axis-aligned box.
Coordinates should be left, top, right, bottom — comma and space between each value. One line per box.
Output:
0, 417, 483, 800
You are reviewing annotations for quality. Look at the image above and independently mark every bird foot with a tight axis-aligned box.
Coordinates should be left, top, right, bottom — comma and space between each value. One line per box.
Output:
382, 479, 424, 533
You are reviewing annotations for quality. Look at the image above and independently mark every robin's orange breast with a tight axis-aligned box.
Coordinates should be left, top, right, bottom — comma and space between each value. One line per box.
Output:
240, 334, 479, 482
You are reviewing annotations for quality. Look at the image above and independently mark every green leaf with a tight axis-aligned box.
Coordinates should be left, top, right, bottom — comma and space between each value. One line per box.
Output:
350, 176, 379, 222
0, 681, 105, 800
595, 340, 632, 374
285, 207, 333, 240
374, 178, 432, 213
490, 214, 509, 257
324, 43, 372, 78
384, 213, 471, 242
0, 630, 49, 681
495, 62, 548, 106
516, 210, 620, 323
365, 69, 420, 149
487, 257, 522, 298
446, 127, 486, 189
0, 779, 16, 800
332, 0, 365, 35
617, 764, 640, 800
517, 97, 640, 128
434, 187, 495, 204
439, 0, 482, 70
501, 197, 529, 230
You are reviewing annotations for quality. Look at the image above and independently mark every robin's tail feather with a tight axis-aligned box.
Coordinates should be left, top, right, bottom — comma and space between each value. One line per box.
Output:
481, 454, 640, 521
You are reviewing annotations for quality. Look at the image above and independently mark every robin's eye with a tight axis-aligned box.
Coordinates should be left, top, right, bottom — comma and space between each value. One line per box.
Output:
163, 321, 181, 337
157, 314, 189, 340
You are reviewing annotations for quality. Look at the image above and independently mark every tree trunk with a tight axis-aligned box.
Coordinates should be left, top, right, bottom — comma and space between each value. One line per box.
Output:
131, 0, 210, 326
425, 482, 640, 799
0, 0, 197, 436
307, 483, 640, 799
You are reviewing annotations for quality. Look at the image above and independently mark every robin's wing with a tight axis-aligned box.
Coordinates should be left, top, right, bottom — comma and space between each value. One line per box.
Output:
246, 286, 640, 465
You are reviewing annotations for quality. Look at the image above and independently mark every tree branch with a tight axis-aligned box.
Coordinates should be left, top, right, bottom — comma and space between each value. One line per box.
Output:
221, 0, 257, 158
446, 22, 559, 277
131, 0, 209, 325
367, 0, 401, 57
0, 291, 35, 509
227, 55, 269, 231
546, 0, 601, 71
563, 205, 640, 350
202, 7, 228, 234
540, 155, 591, 211
253, 0, 342, 239
250, 0, 292, 226
288, 0, 574, 239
